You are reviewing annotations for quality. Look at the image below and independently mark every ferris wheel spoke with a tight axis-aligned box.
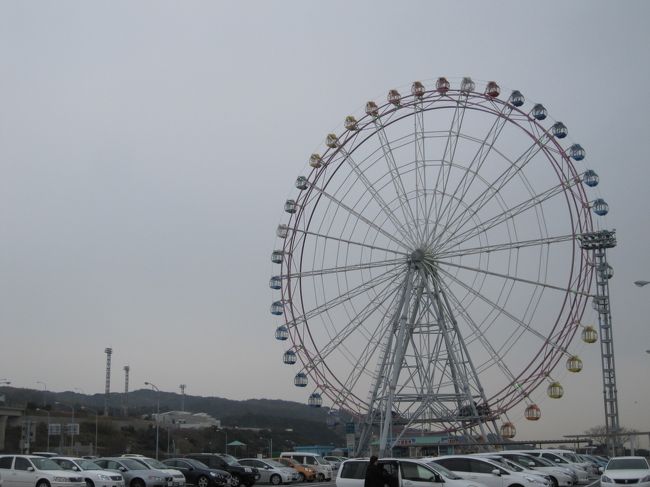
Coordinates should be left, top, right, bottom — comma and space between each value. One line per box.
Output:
427, 92, 475, 243
338, 146, 420, 247
426, 102, 513, 247
433, 130, 554, 249
292, 227, 409, 257
437, 259, 590, 298
308, 182, 411, 250
414, 101, 426, 235
307, 271, 404, 368
288, 257, 405, 280
373, 119, 420, 242
437, 234, 575, 260
435, 265, 573, 354
437, 178, 580, 252
437, 276, 521, 387
290, 265, 405, 326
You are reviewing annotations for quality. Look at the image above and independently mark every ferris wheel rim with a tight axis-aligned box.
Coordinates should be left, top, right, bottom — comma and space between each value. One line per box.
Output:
273, 80, 598, 429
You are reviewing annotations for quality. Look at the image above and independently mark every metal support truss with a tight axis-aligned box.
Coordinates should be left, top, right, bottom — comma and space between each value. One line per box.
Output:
579, 229, 620, 456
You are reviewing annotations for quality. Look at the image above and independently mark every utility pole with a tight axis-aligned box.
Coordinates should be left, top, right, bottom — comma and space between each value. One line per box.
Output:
104, 348, 112, 416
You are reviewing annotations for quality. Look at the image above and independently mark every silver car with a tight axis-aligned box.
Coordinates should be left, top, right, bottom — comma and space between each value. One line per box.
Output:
94, 458, 172, 487
237, 460, 294, 485
51, 457, 125, 487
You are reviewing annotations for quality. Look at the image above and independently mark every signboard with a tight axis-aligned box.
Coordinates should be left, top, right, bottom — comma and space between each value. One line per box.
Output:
64, 423, 80, 435
48, 423, 61, 435
346, 433, 355, 454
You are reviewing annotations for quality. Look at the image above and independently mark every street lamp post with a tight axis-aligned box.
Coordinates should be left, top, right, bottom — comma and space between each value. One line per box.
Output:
36, 408, 50, 452
56, 402, 75, 455
144, 381, 160, 460
82, 406, 99, 456
36, 381, 47, 407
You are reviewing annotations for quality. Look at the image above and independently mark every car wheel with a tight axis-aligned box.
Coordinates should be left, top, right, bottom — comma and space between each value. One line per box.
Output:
270, 475, 281, 486
197, 476, 210, 487
549, 477, 558, 487
36, 481, 51, 487
231, 476, 242, 487
131, 479, 146, 487
317, 474, 324, 482
86, 480, 95, 487
297, 474, 305, 483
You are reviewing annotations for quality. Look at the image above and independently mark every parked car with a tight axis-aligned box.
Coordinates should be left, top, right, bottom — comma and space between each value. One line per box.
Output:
51, 457, 125, 487
337, 457, 489, 487
509, 451, 589, 484
0, 455, 86, 487
601, 456, 650, 487
93, 457, 172, 487
273, 458, 316, 483
323, 458, 345, 472
162, 458, 231, 487
279, 453, 332, 482
238, 460, 294, 485
430, 455, 545, 487
126, 458, 186, 487
492, 452, 576, 487
184, 454, 259, 487
470, 455, 551, 486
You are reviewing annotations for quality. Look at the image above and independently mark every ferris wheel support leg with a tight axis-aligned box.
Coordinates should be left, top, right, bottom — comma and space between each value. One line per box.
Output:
354, 271, 412, 457
378, 270, 415, 457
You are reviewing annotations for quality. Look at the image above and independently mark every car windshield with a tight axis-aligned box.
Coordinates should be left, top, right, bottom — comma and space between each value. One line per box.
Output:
535, 457, 555, 467
78, 459, 102, 470
501, 459, 524, 472
511, 455, 545, 468
219, 455, 241, 466
187, 459, 209, 469
141, 458, 168, 469
561, 453, 580, 463
265, 460, 285, 468
427, 462, 462, 480
32, 458, 63, 470
607, 459, 649, 470
314, 456, 328, 465
122, 459, 148, 470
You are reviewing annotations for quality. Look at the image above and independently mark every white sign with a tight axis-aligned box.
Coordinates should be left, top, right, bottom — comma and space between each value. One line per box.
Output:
48, 423, 61, 435
64, 423, 80, 435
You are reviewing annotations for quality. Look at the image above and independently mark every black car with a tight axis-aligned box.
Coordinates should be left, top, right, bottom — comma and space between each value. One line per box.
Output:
184, 454, 259, 487
164, 458, 231, 487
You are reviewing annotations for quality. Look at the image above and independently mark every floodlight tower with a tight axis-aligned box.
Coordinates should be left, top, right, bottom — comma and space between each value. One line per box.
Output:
123, 365, 130, 416
179, 384, 186, 412
104, 348, 112, 416
578, 229, 620, 456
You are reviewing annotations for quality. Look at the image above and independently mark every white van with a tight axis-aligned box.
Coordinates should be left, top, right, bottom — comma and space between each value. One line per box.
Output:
278, 453, 332, 481
337, 458, 488, 487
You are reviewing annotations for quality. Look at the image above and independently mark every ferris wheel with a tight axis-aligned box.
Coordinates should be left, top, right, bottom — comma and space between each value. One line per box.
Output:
270, 77, 608, 455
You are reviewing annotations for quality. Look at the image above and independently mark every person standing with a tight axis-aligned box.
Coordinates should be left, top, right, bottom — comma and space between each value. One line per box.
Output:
365, 456, 386, 487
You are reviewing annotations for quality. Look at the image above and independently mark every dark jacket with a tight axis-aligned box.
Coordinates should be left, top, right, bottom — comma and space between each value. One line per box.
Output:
364, 463, 386, 487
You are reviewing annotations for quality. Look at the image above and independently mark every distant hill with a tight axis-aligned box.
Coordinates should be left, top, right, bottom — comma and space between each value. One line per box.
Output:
0, 386, 347, 447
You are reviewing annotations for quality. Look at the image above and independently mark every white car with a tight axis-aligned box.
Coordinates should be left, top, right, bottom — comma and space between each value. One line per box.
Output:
470, 455, 551, 486
337, 457, 489, 487
52, 457, 125, 487
601, 457, 650, 487
430, 455, 545, 487
507, 451, 588, 484
494, 452, 576, 487
237, 460, 294, 485
0, 455, 87, 487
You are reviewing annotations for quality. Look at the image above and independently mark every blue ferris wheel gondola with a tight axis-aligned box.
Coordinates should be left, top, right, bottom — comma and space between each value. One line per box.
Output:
592, 198, 609, 216
509, 90, 525, 107
294, 373, 308, 387
283, 350, 297, 364
583, 170, 599, 187
275, 325, 289, 341
308, 392, 322, 408
270, 301, 284, 315
569, 144, 586, 161
552, 122, 568, 139
532, 104, 547, 120
269, 276, 282, 290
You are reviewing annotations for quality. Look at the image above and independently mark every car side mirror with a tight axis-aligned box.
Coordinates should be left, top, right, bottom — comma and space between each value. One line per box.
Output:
528, 463, 535, 468
432, 474, 443, 483
554, 459, 560, 463
28, 467, 35, 472
119, 467, 127, 472
73, 467, 80, 471
491, 469, 501, 476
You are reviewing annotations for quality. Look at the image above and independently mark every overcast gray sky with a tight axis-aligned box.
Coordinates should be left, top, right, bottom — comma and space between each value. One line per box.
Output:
1, 0, 649, 444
